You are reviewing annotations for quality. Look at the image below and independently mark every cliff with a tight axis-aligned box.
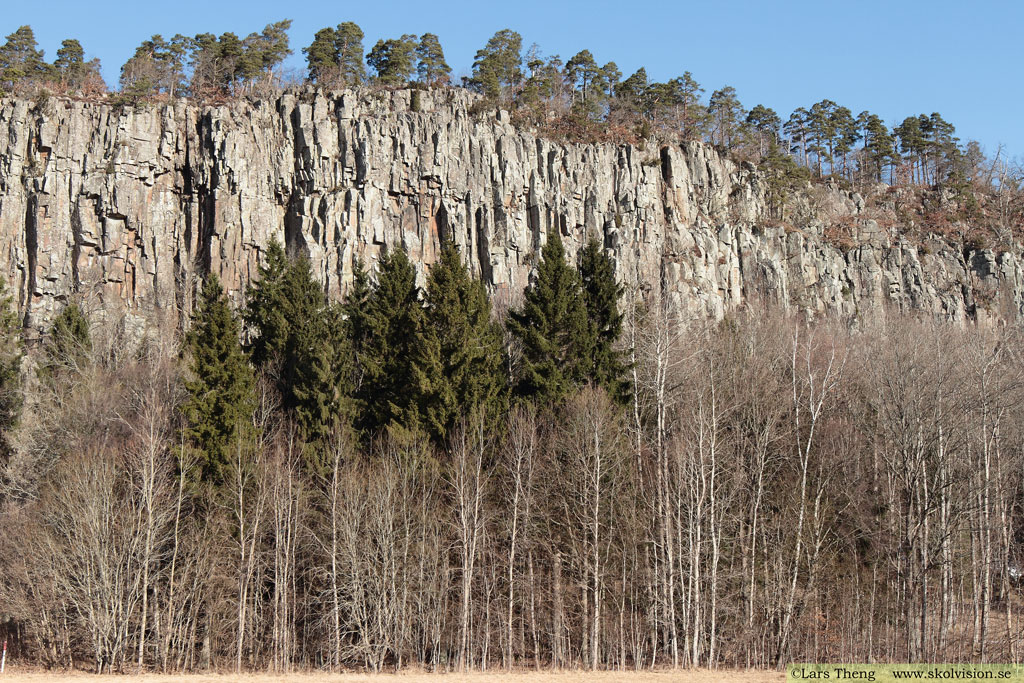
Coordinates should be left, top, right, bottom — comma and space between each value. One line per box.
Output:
0, 87, 1020, 335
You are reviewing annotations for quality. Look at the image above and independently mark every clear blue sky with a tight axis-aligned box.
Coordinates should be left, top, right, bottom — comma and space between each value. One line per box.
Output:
6, 0, 1021, 159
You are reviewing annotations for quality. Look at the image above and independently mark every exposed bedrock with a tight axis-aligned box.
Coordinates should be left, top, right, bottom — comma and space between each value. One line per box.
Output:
0, 88, 1020, 335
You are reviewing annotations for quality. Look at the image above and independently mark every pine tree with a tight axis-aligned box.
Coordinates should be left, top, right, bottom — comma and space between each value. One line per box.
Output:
238, 20, 292, 84
746, 104, 781, 157
578, 239, 629, 403
615, 68, 648, 111
304, 27, 338, 83
508, 231, 589, 405
416, 33, 450, 85
40, 302, 90, 379
520, 49, 564, 111
708, 86, 745, 148
417, 241, 506, 441
54, 40, 84, 85
761, 140, 810, 219
367, 35, 418, 85
566, 50, 600, 103
119, 34, 188, 98
859, 112, 895, 182
357, 247, 424, 434
785, 107, 811, 168
183, 274, 255, 485
0, 26, 50, 91
673, 71, 705, 138
894, 116, 927, 184
335, 23, 366, 84
304, 22, 365, 85
469, 29, 522, 100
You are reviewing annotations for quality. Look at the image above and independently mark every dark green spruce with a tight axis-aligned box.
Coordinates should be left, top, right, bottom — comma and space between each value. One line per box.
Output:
578, 238, 630, 403
183, 274, 255, 485
0, 277, 21, 461
508, 231, 590, 405
40, 302, 91, 380
357, 246, 424, 435
416, 240, 506, 442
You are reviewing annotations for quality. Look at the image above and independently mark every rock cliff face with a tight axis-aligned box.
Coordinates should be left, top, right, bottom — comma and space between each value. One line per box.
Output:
0, 88, 1021, 335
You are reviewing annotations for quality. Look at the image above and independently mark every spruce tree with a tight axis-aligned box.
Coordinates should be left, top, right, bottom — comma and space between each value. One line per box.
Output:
276, 256, 327, 406
292, 301, 352, 468
578, 239, 630, 403
342, 257, 373, 398
40, 302, 90, 379
0, 277, 22, 461
508, 231, 589, 405
183, 274, 255, 485
417, 241, 506, 441
244, 241, 324, 410
244, 239, 290, 369
358, 246, 424, 434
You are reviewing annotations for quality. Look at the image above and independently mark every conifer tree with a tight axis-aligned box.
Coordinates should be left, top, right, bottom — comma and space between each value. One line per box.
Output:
508, 231, 589, 405
53, 40, 91, 87
304, 22, 365, 85
304, 28, 338, 83
578, 239, 629, 403
342, 257, 373, 396
746, 104, 781, 156
708, 86, 745, 148
0, 277, 22, 460
292, 301, 352, 465
615, 67, 648, 113
244, 240, 290, 370
859, 112, 896, 182
334, 22, 366, 84
417, 241, 506, 441
469, 29, 522, 100
367, 35, 418, 85
244, 241, 324, 410
40, 302, 90, 379
357, 246, 424, 434
276, 256, 326, 404
0, 26, 50, 91
416, 33, 450, 85
183, 274, 255, 485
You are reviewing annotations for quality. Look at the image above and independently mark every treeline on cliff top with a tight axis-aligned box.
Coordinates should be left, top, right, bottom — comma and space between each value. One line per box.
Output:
0, 21, 1017, 198
3, 227, 1024, 671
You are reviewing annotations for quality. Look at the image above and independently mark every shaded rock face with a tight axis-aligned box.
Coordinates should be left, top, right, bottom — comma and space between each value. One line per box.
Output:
0, 88, 1021, 335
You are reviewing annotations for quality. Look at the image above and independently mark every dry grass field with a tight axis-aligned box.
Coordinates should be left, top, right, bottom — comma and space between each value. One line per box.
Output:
0, 669, 785, 683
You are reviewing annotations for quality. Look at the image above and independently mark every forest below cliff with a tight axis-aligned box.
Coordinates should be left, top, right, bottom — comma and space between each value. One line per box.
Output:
0, 15, 1023, 678
0, 226, 1022, 674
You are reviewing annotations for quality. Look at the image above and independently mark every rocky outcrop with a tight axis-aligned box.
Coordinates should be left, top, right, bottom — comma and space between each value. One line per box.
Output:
0, 87, 1020, 335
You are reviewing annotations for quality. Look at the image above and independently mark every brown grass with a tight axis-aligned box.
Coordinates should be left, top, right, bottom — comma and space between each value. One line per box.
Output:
0, 669, 785, 683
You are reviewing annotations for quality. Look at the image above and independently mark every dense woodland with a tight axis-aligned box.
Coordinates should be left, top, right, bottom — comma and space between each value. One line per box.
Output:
0, 229, 1022, 673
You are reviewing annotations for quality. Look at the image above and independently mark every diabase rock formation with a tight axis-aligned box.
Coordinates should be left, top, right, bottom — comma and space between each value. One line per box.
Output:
0, 87, 1021, 336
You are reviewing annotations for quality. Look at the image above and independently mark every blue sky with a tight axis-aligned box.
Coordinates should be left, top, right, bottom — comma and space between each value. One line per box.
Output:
6, 0, 1021, 159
